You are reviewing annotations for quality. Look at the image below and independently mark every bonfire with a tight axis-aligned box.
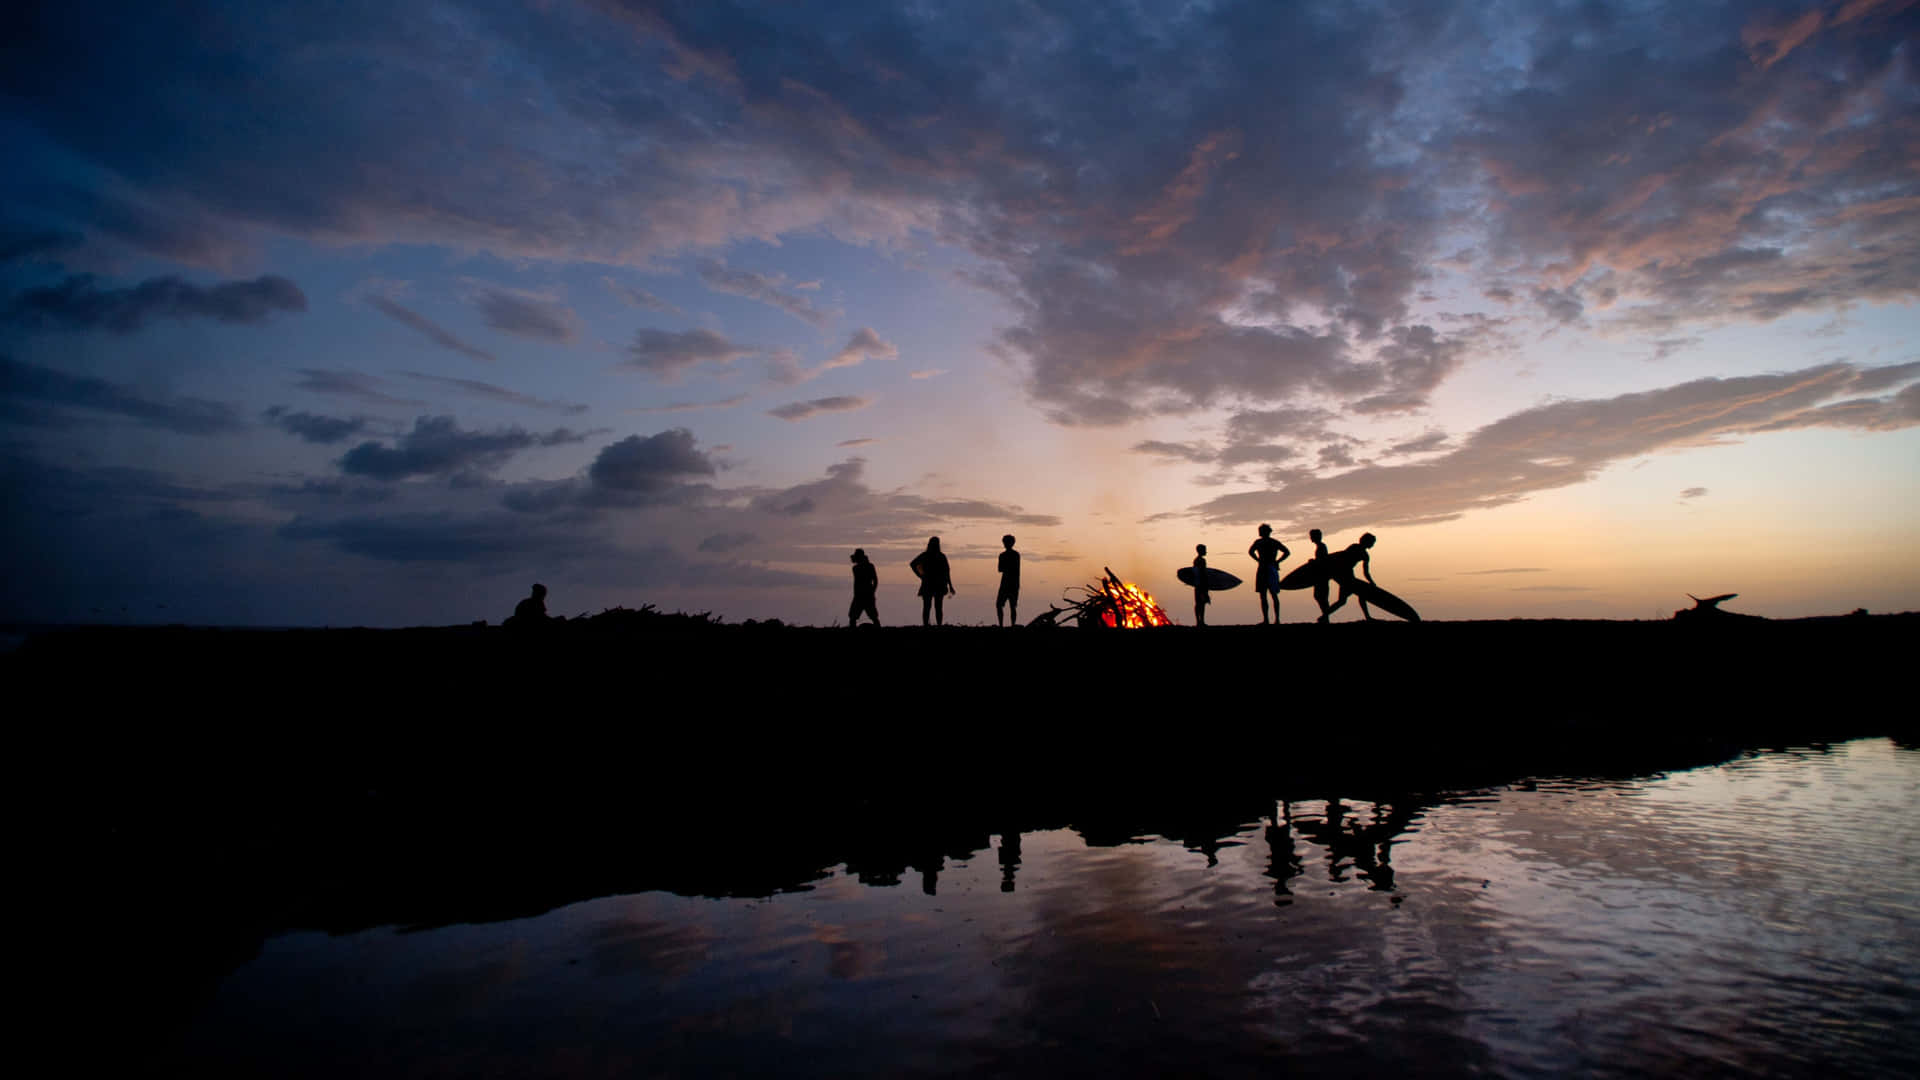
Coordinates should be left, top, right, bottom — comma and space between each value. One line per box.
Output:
1033, 567, 1176, 629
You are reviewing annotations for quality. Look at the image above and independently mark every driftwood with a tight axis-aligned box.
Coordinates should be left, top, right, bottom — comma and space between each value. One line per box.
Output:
1672, 593, 1762, 621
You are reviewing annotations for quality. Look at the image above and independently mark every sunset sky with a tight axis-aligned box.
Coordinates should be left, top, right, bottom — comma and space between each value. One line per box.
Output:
4, 0, 1917, 627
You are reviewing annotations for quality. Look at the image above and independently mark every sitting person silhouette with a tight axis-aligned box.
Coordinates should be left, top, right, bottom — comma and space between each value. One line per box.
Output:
996, 534, 1020, 627
1320, 533, 1378, 622
909, 536, 955, 626
848, 549, 880, 627
505, 583, 551, 629
1191, 543, 1211, 627
1247, 523, 1291, 626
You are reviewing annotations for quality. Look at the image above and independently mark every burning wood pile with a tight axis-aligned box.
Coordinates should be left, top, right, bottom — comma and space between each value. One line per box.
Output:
1032, 567, 1176, 629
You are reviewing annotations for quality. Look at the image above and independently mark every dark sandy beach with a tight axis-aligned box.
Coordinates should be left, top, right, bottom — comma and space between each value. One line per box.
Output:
14, 613, 1914, 1071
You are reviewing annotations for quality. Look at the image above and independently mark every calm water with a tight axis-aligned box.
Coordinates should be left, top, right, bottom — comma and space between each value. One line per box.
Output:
181, 739, 1919, 1077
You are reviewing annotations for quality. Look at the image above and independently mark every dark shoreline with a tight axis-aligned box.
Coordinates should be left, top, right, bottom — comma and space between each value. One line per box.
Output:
19, 614, 1913, 1066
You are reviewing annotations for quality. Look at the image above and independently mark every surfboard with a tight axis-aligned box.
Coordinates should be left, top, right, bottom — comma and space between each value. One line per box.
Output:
1278, 560, 1330, 590
1342, 579, 1420, 621
1176, 566, 1242, 591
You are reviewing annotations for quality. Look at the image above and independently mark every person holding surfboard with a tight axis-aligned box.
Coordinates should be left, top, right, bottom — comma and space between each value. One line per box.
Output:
1191, 543, 1211, 626
1247, 524, 1292, 625
910, 536, 956, 626
1320, 533, 1377, 621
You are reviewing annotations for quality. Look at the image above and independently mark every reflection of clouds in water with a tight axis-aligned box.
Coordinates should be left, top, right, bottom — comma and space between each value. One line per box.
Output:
588, 917, 712, 979
811, 922, 885, 980
403, 939, 528, 1017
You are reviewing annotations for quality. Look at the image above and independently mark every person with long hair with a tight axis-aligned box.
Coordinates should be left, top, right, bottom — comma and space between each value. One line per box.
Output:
909, 536, 956, 626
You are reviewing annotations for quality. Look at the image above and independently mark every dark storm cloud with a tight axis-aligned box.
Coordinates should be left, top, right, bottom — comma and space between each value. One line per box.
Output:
5, 273, 305, 333
587, 428, 718, 493
696, 260, 831, 326
263, 406, 367, 444
1386, 431, 1450, 456
293, 369, 426, 408
767, 395, 871, 421
0, 227, 81, 263
365, 293, 497, 363
6, 0, 1916, 427
624, 328, 757, 380
0, 448, 268, 623
1191, 361, 1920, 530
745, 458, 1059, 528
278, 507, 817, 588
697, 531, 757, 553
279, 511, 597, 563
1455, 0, 1920, 330
397, 371, 588, 415
339, 415, 588, 481
1848, 360, 1920, 394
1131, 440, 1220, 466
1, 354, 243, 434
472, 286, 580, 343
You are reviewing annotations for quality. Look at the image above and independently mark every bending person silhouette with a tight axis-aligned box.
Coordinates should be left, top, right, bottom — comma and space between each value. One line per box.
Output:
1320, 532, 1421, 622
1191, 544, 1211, 627
848, 549, 880, 627
1321, 534, 1376, 622
1247, 523, 1292, 625
996, 534, 1020, 627
909, 536, 956, 626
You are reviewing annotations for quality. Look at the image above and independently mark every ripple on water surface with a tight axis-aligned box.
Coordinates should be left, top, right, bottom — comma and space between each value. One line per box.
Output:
181, 738, 1920, 1077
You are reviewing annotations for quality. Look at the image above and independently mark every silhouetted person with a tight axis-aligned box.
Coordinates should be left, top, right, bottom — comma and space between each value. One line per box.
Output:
1308, 528, 1332, 621
1247, 523, 1291, 625
909, 536, 955, 626
1191, 543, 1211, 626
996, 534, 1021, 626
505, 583, 550, 629
1320, 532, 1377, 622
848, 548, 880, 627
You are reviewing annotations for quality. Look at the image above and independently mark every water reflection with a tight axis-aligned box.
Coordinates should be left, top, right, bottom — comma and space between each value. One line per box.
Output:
165, 739, 1920, 1077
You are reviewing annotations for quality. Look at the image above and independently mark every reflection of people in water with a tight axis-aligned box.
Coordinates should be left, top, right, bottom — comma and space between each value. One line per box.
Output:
1265, 801, 1303, 904
1191, 544, 1211, 626
848, 549, 880, 627
909, 536, 956, 626
505, 583, 550, 628
1247, 523, 1292, 625
996, 534, 1020, 627
1308, 528, 1332, 621
1320, 532, 1377, 622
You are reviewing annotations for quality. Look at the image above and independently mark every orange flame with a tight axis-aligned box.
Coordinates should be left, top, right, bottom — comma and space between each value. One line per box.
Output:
1097, 577, 1175, 628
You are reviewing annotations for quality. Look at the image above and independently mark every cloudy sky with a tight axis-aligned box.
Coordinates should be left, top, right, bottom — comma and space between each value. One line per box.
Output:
4, 0, 1917, 626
